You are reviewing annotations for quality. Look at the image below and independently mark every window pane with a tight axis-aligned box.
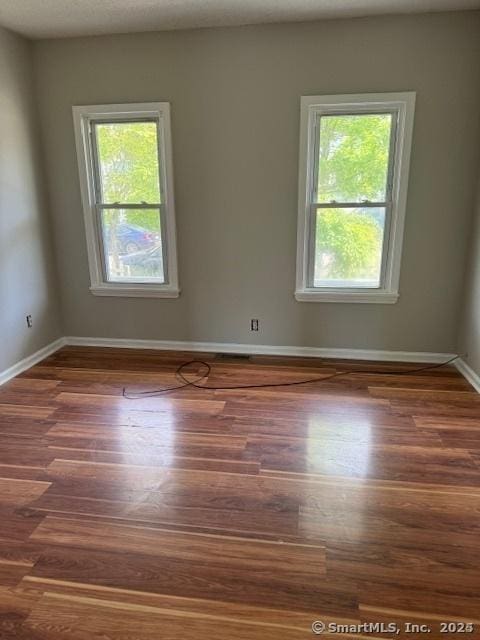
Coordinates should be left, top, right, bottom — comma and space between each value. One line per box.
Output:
95, 121, 161, 204
100, 208, 165, 283
316, 114, 392, 204
313, 207, 385, 288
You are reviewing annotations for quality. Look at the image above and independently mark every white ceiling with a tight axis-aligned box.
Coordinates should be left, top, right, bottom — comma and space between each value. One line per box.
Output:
1, 0, 479, 39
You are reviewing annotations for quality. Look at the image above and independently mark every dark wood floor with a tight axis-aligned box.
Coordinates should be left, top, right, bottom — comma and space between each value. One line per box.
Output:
0, 346, 479, 639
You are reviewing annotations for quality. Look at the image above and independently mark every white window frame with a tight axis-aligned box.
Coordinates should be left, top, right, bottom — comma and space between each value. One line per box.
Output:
72, 102, 179, 298
295, 92, 416, 304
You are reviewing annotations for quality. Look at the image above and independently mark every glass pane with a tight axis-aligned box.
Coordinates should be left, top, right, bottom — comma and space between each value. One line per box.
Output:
94, 121, 161, 204
317, 113, 393, 203
313, 207, 385, 288
100, 208, 165, 284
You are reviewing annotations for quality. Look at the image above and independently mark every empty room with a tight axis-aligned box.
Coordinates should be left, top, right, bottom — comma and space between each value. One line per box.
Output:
1, 0, 480, 637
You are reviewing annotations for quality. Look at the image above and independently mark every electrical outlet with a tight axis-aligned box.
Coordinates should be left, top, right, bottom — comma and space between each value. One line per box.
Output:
250, 319, 259, 331
26, 315, 33, 328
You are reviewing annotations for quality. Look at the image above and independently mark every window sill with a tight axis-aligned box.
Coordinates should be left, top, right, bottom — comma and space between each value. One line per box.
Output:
294, 289, 399, 304
90, 285, 180, 299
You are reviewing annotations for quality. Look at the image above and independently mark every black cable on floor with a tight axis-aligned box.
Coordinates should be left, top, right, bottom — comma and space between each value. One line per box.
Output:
122, 354, 462, 399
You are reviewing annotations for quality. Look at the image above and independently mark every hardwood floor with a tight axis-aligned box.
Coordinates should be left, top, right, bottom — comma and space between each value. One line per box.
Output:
0, 345, 479, 638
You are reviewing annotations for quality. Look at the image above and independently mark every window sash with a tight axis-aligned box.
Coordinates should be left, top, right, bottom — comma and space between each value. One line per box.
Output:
93, 204, 168, 285
314, 201, 389, 208
307, 109, 398, 290
89, 117, 164, 208
307, 205, 391, 290
312, 110, 397, 205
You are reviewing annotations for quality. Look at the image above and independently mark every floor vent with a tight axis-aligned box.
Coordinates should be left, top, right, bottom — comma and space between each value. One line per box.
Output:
215, 353, 251, 361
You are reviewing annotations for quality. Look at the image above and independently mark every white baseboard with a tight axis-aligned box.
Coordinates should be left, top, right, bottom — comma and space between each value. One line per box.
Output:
454, 358, 480, 393
0, 337, 66, 386
65, 336, 456, 364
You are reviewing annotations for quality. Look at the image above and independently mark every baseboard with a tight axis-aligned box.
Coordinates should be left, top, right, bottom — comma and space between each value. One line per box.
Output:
0, 337, 67, 386
454, 358, 480, 393
65, 336, 456, 364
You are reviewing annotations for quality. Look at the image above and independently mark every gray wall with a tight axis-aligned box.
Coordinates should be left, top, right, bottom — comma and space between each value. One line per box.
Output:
459, 178, 480, 376
33, 12, 480, 352
0, 26, 61, 373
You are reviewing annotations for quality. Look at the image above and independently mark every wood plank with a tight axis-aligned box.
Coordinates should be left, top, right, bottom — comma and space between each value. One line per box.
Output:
24, 592, 311, 639
45, 448, 260, 474
360, 605, 480, 639
28, 544, 351, 616
21, 575, 350, 631
0, 478, 50, 507
30, 516, 325, 574
359, 582, 480, 621
246, 437, 479, 484
0, 586, 43, 639
54, 392, 226, 416
327, 540, 480, 594
0, 405, 54, 419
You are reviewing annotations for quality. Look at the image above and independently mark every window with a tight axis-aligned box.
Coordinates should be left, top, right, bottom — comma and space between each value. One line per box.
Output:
73, 103, 179, 297
295, 93, 415, 303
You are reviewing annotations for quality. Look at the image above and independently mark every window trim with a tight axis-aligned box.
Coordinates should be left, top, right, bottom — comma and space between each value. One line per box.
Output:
72, 102, 179, 298
295, 92, 416, 304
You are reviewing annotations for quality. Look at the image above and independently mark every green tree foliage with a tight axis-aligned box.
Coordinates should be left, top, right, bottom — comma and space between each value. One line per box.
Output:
318, 114, 391, 203
315, 114, 391, 282
96, 121, 161, 232
316, 209, 382, 280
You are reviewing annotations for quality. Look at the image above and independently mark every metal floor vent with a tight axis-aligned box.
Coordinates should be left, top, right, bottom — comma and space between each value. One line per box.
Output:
215, 353, 251, 361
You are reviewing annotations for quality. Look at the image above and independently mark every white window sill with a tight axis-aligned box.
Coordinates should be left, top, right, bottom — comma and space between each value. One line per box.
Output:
294, 289, 399, 304
90, 285, 180, 299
